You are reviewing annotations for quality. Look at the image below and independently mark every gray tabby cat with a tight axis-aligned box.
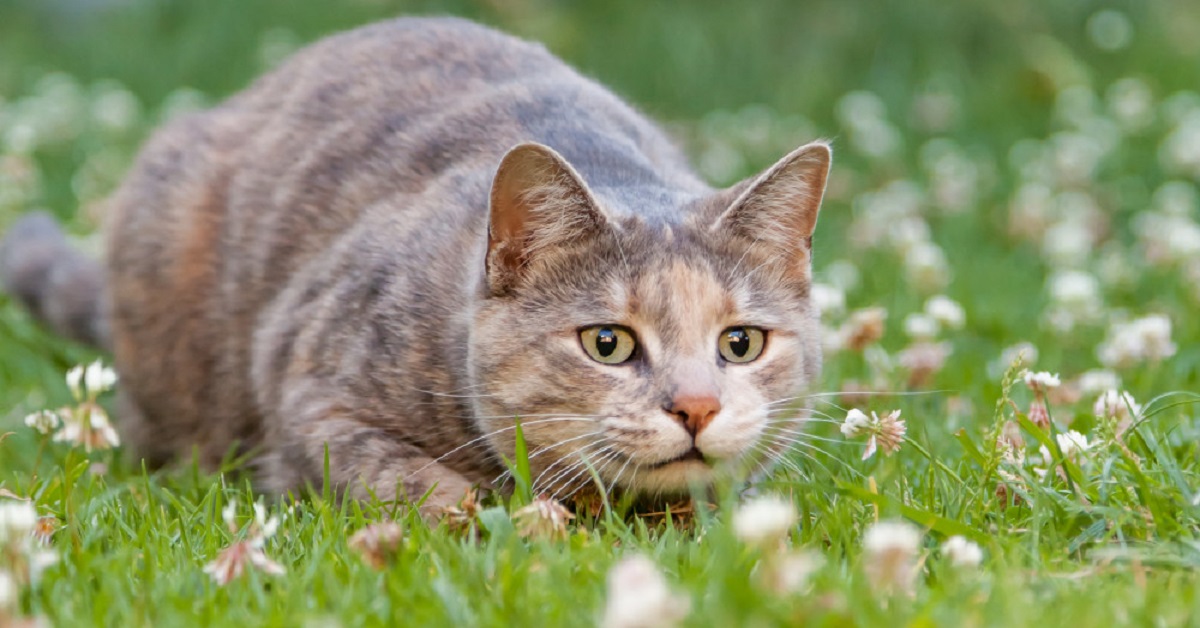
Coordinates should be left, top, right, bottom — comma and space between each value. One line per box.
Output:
1, 17, 830, 513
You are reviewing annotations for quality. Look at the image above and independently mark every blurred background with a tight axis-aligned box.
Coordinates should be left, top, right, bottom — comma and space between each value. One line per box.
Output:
0, 0, 1196, 415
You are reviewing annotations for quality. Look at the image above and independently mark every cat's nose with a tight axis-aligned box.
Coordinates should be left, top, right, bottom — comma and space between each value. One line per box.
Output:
666, 393, 722, 437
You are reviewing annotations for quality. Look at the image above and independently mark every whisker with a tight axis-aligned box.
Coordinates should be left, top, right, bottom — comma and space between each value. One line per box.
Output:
765, 412, 843, 424
409, 387, 498, 399
555, 451, 624, 502
761, 433, 865, 478
539, 446, 617, 498
492, 430, 605, 485
608, 453, 637, 495
761, 425, 852, 446
750, 442, 813, 483
530, 441, 613, 493
405, 417, 598, 480
765, 389, 951, 414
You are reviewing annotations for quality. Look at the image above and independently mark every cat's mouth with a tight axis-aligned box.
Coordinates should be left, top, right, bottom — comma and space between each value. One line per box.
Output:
652, 446, 708, 468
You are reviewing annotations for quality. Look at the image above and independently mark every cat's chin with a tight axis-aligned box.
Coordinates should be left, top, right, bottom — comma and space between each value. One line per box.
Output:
630, 459, 718, 494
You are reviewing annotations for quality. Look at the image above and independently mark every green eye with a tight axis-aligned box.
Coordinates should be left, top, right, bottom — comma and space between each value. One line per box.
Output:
719, 327, 766, 363
580, 326, 637, 364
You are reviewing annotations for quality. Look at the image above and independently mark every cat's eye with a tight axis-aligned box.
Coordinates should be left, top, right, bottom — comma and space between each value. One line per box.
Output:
580, 326, 637, 364
718, 326, 766, 363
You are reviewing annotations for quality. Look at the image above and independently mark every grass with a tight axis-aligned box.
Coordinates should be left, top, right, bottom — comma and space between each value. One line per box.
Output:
1, 0, 1199, 625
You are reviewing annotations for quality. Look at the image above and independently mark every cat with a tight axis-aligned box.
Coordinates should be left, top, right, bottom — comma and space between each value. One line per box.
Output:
1, 16, 831, 514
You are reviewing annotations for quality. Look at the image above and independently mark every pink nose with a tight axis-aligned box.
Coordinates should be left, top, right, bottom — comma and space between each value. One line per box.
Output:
666, 394, 722, 437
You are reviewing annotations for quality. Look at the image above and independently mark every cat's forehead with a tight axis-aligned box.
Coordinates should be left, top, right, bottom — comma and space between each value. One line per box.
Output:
610, 240, 802, 339
624, 258, 736, 351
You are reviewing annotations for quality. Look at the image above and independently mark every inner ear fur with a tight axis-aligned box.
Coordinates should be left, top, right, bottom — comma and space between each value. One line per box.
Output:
486, 142, 609, 295
711, 141, 832, 272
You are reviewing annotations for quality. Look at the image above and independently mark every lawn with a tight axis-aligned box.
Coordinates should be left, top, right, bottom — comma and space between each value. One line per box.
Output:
1, 0, 1199, 625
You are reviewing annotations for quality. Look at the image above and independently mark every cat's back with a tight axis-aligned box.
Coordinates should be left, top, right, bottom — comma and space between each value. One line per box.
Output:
228, 16, 699, 206
102, 17, 704, 467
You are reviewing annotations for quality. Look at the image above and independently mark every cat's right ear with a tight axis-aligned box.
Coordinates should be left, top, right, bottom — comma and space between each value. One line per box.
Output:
486, 143, 609, 295
710, 141, 831, 280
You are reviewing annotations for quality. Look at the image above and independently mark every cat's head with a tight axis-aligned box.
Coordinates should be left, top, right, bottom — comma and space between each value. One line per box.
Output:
469, 140, 830, 499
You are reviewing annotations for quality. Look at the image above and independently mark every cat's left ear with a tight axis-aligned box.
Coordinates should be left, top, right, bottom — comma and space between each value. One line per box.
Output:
712, 141, 831, 275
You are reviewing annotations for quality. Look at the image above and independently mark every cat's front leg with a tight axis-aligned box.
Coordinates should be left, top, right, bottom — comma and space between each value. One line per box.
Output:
261, 414, 476, 517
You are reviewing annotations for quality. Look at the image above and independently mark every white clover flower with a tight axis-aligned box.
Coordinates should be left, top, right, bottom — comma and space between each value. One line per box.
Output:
995, 342, 1038, 375
763, 550, 824, 595
1041, 219, 1095, 268
348, 521, 405, 570
0, 570, 14, 613
0, 501, 38, 544
810, 283, 845, 319
513, 496, 574, 542
28, 550, 58, 585
897, 341, 951, 388
24, 410, 61, 435
1008, 182, 1056, 241
204, 499, 286, 586
889, 216, 932, 255
1107, 77, 1154, 131
1152, 180, 1196, 217
1098, 314, 1177, 368
1162, 109, 1200, 177
732, 496, 797, 548
203, 539, 286, 586
941, 536, 983, 568
1022, 370, 1061, 392
924, 295, 965, 330
863, 520, 923, 595
90, 82, 142, 133
1048, 270, 1101, 311
1134, 212, 1200, 267
864, 520, 922, 556
824, 259, 862, 293
839, 307, 887, 352
903, 313, 939, 340
1046, 430, 1091, 462
840, 409, 871, 438
53, 405, 121, 451
1087, 9, 1133, 51
222, 501, 238, 532
842, 409, 907, 460
83, 360, 118, 398
602, 555, 691, 628
65, 365, 84, 401
1093, 390, 1141, 422
1075, 369, 1122, 395
904, 242, 951, 294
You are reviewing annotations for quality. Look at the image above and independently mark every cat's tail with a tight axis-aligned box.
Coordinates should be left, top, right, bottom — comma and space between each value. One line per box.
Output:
0, 211, 110, 350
